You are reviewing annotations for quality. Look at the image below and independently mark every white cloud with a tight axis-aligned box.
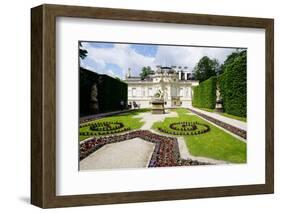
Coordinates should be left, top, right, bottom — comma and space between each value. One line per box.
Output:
81, 42, 238, 79
154, 46, 235, 70
82, 43, 154, 78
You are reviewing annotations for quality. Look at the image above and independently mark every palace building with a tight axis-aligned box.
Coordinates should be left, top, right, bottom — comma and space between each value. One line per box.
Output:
125, 66, 199, 108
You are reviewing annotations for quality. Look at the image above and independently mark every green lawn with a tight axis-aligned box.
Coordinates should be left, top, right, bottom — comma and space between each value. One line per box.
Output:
153, 108, 246, 163
171, 108, 190, 115
79, 109, 147, 141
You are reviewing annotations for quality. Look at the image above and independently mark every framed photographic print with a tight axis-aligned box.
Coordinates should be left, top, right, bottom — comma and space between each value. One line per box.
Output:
31, 4, 274, 208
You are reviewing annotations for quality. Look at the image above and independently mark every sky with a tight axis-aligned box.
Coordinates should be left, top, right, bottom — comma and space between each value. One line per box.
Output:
79, 42, 242, 79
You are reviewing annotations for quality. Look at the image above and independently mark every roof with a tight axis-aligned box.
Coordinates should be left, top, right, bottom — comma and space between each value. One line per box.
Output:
161, 66, 172, 69
126, 76, 153, 82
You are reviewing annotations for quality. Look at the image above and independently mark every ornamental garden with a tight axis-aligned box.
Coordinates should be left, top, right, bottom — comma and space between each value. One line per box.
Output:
79, 108, 246, 168
79, 44, 247, 170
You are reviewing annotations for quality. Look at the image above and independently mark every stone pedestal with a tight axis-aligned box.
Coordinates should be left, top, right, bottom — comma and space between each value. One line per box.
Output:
215, 99, 224, 112
151, 100, 165, 114
215, 86, 224, 112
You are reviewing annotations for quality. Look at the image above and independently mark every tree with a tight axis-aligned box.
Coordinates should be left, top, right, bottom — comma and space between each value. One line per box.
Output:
217, 64, 225, 75
79, 42, 88, 59
218, 50, 247, 117
140, 66, 153, 80
193, 56, 219, 82
219, 50, 241, 75
115, 77, 125, 82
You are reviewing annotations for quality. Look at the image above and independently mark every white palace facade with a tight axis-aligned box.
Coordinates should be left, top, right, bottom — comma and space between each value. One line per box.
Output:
125, 66, 199, 108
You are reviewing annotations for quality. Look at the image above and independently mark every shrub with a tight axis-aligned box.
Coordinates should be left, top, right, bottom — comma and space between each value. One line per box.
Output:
218, 50, 247, 117
192, 76, 217, 109
80, 67, 128, 116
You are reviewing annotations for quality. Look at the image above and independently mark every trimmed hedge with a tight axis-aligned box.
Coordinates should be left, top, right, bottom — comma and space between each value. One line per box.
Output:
80, 67, 128, 116
98, 73, 128, 113
80, 68, 99, 116
218, 51, 247, 117
192, 76, 217, 109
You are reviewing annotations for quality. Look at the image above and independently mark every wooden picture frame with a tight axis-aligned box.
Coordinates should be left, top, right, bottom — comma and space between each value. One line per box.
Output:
31, 4, 274, 208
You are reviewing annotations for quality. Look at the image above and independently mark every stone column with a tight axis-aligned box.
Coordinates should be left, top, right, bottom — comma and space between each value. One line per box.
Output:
178, 70, 181, 80
184, 72, 188, 80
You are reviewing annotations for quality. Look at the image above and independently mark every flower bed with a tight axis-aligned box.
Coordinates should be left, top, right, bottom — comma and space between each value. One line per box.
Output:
80, 130, 210, 167
157, 121, 210, 136
187, 108, 247, 139
80, 121, 130, 136
179, 159, 210, 166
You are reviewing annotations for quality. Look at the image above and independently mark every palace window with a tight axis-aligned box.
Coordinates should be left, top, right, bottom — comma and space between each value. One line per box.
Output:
171, 87, 176, 96
186, 87, 190, 97
137, 88, 141, 97
132, 88, 137, 97
142, 88, 146, 96
148, 88, 153, 96
180, 88, 184, 96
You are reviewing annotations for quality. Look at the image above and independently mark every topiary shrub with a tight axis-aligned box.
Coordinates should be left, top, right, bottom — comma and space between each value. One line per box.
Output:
218, 50, 247, 117
192, 76, 217, 109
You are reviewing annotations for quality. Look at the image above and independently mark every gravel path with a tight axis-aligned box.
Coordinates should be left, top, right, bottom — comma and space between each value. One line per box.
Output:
134, 110, 177, 130
80, 138, 155, 170
188, 106, 247, 131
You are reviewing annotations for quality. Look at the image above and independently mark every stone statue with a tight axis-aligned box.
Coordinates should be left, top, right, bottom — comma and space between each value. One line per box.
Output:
154, 89, 164, 100
89, 84, 99, 114
215, 83, 224, 112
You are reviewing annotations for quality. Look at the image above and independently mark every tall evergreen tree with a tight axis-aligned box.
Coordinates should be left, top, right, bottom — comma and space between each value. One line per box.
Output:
193, 56, 219, 82
218, 50, 247, 117
79, 42, 88, 60
219, 50, 241, 75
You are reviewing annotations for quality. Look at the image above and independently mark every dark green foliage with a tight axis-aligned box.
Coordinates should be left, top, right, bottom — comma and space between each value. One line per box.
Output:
158, 121, 210, 136
217, 64, 224, 75
140, 66, 153, 80
98, 73, 128, 113
193, 56, 220, 82
192, 77, 217, 109
79, 42, 88, 59
218, 50, 247, 117
80, 68, 99, 116
218, 50, 241, 75
80, 68, 128, 116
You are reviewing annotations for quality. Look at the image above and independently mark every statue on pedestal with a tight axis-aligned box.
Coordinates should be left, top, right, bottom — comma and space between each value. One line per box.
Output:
89, 84, 99, 114
215, 84, 224, 112
151, 87, 165, 114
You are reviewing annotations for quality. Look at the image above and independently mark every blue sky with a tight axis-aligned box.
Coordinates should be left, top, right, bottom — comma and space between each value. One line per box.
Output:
130, 44, 158, 57
80, 42, 240, 79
